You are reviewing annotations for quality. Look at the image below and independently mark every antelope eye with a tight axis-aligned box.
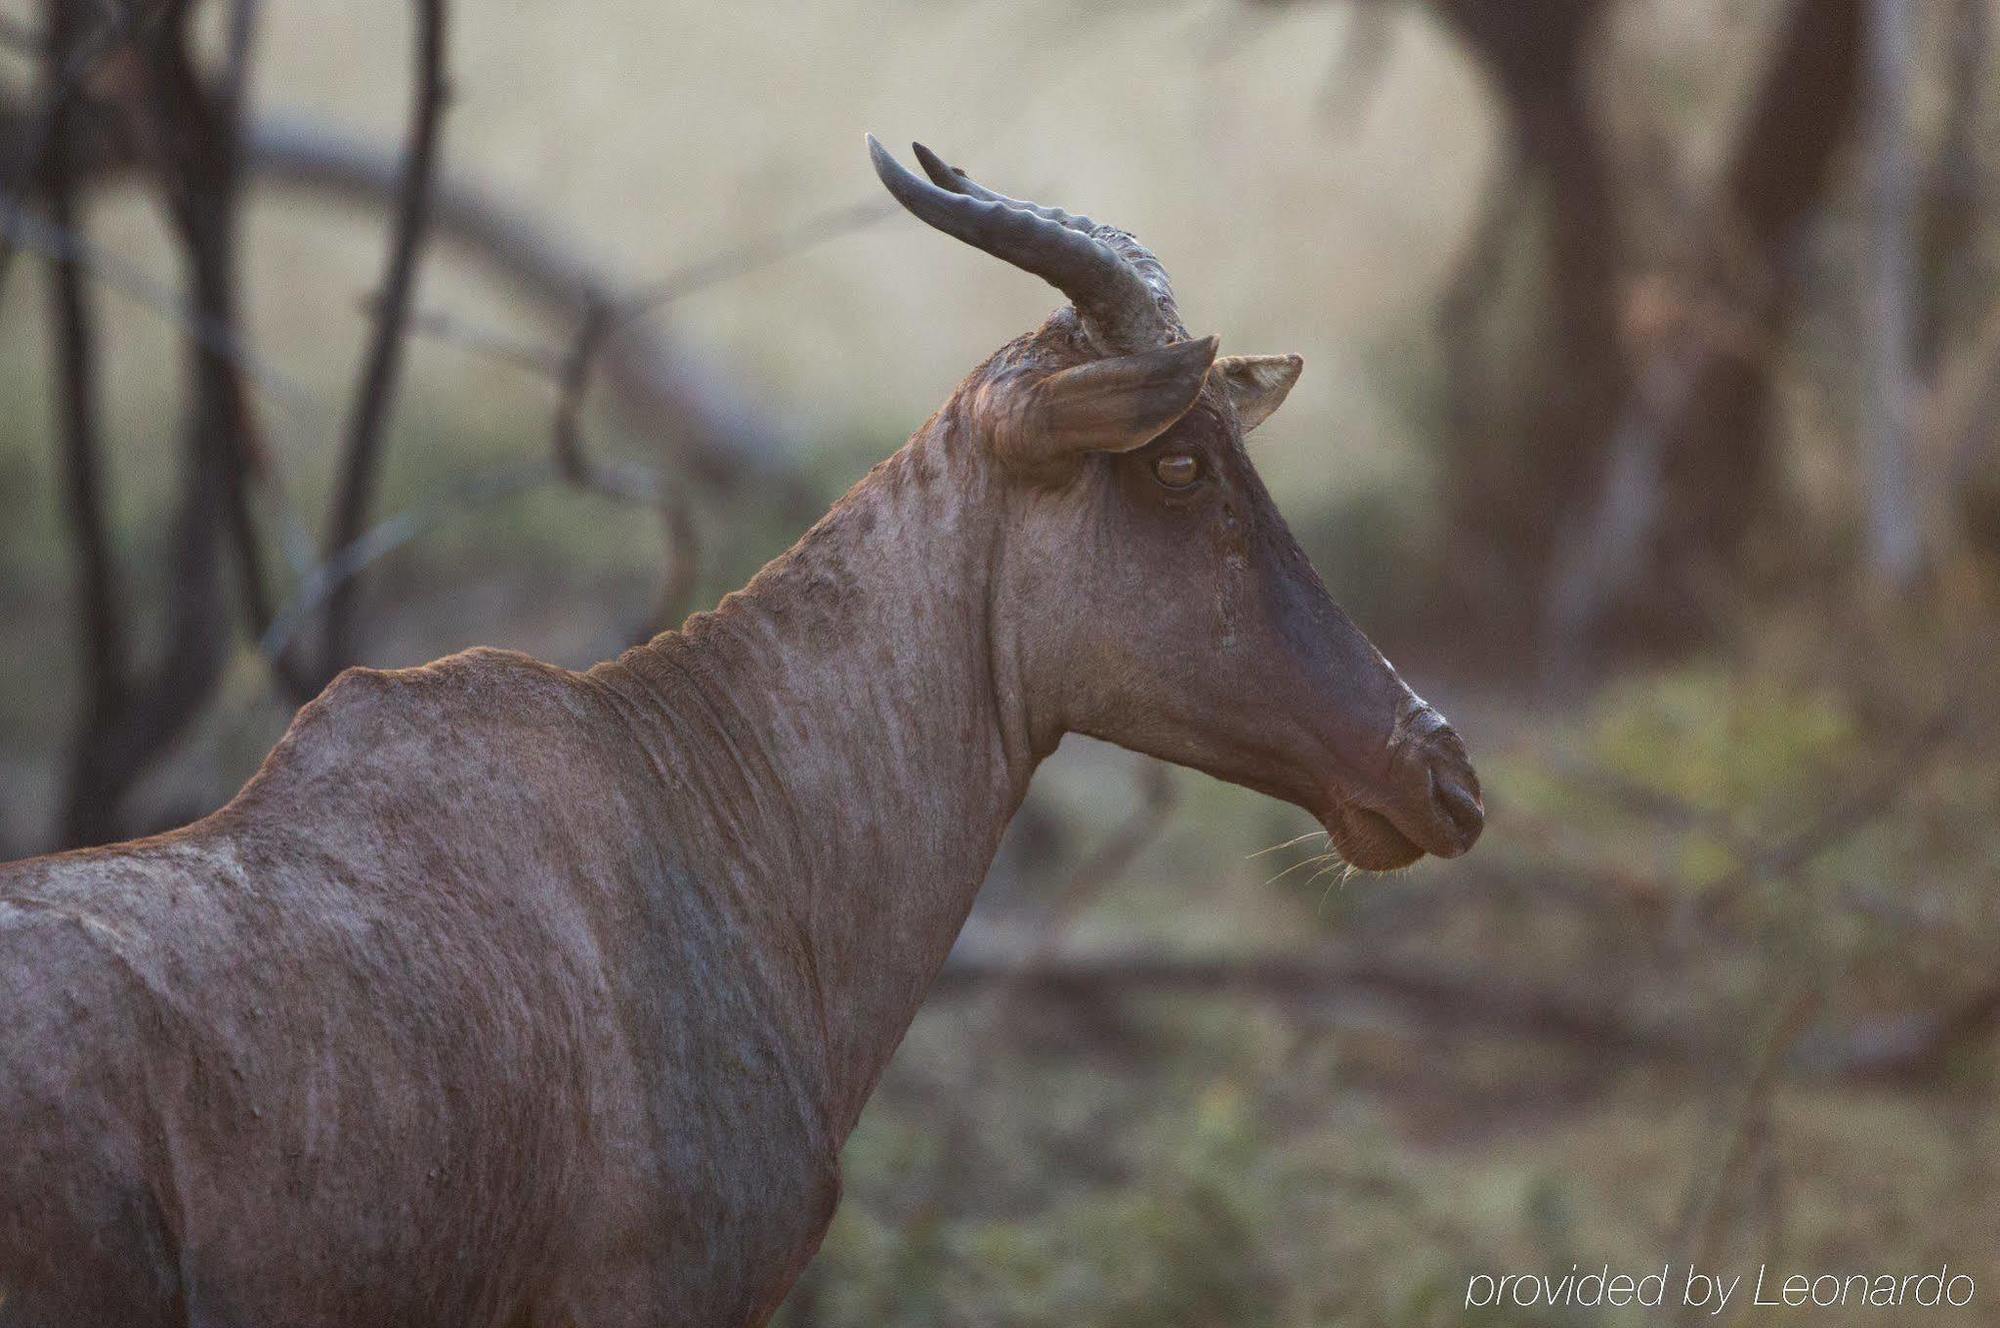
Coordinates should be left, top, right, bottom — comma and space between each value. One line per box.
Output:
1153, 453, 1201, 489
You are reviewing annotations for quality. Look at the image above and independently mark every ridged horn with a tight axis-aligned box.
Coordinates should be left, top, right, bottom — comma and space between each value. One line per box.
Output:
866, 135, 1169, 352
910, 142, 1101, 235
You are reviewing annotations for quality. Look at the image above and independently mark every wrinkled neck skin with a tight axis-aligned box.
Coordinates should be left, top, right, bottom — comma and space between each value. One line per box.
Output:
593, 388, 1041, 1135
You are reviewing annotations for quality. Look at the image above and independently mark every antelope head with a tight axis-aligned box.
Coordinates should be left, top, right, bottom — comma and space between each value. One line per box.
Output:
870, 138, 1482, 870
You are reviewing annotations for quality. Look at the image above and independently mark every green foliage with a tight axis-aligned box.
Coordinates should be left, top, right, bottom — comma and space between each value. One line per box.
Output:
804, 1073, 1282, 1328
1588, 665, 1858, 834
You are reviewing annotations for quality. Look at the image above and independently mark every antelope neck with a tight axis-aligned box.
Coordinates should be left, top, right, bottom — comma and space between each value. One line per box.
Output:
602, 408, 1044, 1130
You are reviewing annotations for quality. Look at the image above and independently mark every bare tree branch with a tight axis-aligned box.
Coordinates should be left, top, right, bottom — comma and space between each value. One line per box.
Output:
166, 162, 868, 674
55, 0, 246, 846
546, 295, 703, 645
141, 0, 321, 703
318, 0, 448, 682
258, 447, 702, 668
258, 460, 554, 662
551, 296, 612, 484
218, 0, 258, 108
1671, 984, 1817, 1294
239, 114, 829, 503
43, 0, 124, 728
258, 288, 712, 666
0, 0, 131, 303
0, 198, 323, 407
3, 88, 852, 511
397, 302, 560, 375
615, 196, 899, 326
1692, 702, 1963, 924
647, 491, 700, 642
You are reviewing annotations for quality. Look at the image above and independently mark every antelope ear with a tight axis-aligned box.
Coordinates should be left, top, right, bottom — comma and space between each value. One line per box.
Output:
1213, 353, 1303, 431
985, 335, 1219, 473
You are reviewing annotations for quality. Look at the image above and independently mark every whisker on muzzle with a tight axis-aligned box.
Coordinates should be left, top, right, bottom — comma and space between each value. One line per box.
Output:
1246, 829, 1329, 860
1305, 858, 1358, 913
1261, 849, 1338, 889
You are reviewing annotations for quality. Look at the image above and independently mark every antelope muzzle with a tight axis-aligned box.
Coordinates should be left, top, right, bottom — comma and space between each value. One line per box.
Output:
1320, 700, 1483, 871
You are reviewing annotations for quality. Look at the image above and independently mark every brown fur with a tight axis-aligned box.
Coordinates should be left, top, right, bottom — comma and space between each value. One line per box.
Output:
0, 296, 1478, 1322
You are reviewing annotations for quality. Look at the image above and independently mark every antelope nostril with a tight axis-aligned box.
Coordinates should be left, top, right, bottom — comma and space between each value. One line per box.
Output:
1431, 770, 1484, 846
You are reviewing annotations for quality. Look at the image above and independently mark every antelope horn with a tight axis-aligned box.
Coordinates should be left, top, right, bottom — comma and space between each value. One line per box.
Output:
866, 135, 1168, 352
909, 142, 1100, 236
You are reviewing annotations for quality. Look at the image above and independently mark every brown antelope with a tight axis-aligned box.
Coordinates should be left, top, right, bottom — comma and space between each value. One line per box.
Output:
0, 139, 1482, 1328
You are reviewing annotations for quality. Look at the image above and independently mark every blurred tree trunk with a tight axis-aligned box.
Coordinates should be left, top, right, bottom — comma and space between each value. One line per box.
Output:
1916, 0, 1989, 375
1859, 0, 1922, 592
1649, 0, 1866, 597
1431, 0, 1867, 662
1431, 0, 1626, 623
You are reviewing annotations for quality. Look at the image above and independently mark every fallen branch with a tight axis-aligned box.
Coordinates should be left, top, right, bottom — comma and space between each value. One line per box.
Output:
933, 946, 2000, 1084
1795, 982, 2000, 1080
934, 946, 1690, 1057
